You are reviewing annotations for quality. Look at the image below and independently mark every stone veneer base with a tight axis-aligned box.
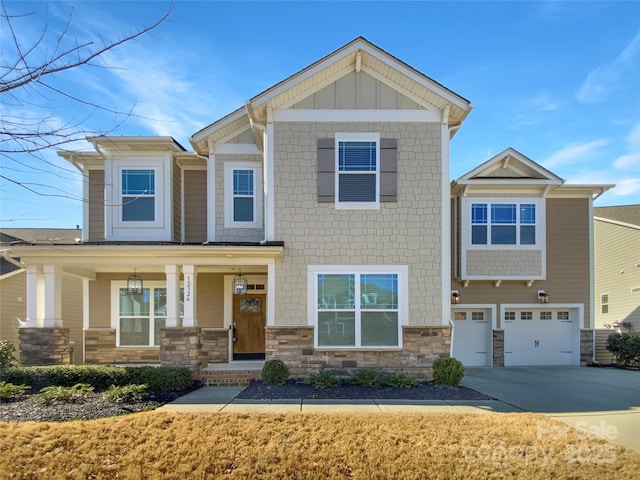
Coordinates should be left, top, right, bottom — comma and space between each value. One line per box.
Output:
19, 328, 70, 366
84, 329, 160, 364
160, 327, 208, 371
265, 326, 451, 380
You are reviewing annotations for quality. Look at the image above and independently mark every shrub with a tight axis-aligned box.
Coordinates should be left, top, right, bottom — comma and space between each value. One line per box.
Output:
261, 360, 289, 386
0, 341, 19, 369
0, 381, 31, 401
103, 384, 149, 403
36, 383, 94, 405
432, 358, 465, 386
385, 372, 421, 389
303, 370, 341, 390
0, 365, 130, 391
349, 369, 388, 389
606, 333, 640, 366
124, 366, 193, 392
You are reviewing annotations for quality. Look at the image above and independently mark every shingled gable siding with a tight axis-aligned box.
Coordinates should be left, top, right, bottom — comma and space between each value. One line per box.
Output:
317, 138, 397, 202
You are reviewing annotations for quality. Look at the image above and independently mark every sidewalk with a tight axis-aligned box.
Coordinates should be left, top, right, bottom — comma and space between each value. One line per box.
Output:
156, 386, 522, 414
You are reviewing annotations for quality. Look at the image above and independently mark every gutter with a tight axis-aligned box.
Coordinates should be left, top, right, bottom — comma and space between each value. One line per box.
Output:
1, 250, 26, 270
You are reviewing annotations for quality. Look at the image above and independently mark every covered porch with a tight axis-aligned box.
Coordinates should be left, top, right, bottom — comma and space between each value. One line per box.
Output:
8, 243, 283, 370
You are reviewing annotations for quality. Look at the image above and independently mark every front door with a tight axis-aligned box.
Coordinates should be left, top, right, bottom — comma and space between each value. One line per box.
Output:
233, 294, 266, 360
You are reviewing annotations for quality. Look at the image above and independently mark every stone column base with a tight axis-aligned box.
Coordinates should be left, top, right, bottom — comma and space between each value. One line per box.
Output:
492, 330, 504, 367
160, 327, 207, 371
19, 328, 70, 365
580, 329, 594, 366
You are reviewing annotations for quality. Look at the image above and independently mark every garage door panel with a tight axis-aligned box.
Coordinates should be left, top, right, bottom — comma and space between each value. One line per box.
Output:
504, 309, 579, 366
452, 309, 492, 367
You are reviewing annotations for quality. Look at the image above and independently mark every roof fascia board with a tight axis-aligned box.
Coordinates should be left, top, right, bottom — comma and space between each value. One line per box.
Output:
594, 216, 640, 230
456, 179, 564, 186
190, 107, 246, 145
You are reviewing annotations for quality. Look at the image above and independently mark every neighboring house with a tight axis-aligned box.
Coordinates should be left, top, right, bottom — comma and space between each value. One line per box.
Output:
3, 37, 612, 377
0, 229, 84, 363
594, 205, 640, 332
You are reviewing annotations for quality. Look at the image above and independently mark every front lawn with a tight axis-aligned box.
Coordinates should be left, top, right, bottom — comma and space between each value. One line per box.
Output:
0, 412, 637, 479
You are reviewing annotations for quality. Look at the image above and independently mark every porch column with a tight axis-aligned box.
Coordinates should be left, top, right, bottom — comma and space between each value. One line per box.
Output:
25, 265, 43, 327
182, 265, 197, 327
43, 265, 62, 328
165, 265, 180, 327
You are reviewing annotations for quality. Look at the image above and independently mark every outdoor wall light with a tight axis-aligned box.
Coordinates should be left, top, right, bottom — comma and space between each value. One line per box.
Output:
233, 270, 248, 295
538, 290, 550, 303
451, 290, 461, 304
127, 268, 143, 295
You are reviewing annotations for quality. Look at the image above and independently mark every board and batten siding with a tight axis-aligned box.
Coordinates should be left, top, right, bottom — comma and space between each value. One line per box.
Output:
88, 169, 105, 241
183, 170, 208, 243
273, 121, 443, 327
594, 220, 640, 329
292, 71, 424, 110
451, 198, 591, 328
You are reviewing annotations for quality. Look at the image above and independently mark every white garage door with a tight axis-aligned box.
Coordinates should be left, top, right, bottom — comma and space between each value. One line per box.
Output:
503, 308, 579, 366
452, 308, 492, 366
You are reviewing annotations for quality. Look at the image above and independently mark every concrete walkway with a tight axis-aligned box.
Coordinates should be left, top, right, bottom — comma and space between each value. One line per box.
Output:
156, 386, 521, 414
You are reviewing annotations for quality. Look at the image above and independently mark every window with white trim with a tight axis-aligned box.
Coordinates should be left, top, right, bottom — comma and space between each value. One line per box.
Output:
335, 133, 380, 209
224, 162, 262, 228
121, 169, 155, 222
600, 294, 609, 314
115, 285, 183, 347
310, 266, 405, 348
471, 202, 536, 245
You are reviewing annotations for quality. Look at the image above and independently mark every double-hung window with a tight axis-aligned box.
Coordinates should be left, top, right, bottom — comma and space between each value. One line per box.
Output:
335, 133, 380, 209
224, 162, 262, 228
310, 266, 406, 349
122, 169, 155, 222
116, 285, 184, 347
471, 202, 537, 245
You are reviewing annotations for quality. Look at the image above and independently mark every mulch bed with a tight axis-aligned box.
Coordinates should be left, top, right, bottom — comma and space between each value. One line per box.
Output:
237, 379, 494, 401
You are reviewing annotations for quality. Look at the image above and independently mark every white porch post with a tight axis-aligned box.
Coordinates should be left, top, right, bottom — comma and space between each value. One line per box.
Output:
182, 265, 197, 327
43, 265, 63, 328
25, 265, 43, 327
165, 265, 180, 327
206, 139, 216, 242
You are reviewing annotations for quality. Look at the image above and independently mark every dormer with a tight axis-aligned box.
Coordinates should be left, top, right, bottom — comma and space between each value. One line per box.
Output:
451, 148, 564, 281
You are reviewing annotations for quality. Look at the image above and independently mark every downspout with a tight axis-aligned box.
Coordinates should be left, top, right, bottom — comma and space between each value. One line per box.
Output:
1, 250, 26, 270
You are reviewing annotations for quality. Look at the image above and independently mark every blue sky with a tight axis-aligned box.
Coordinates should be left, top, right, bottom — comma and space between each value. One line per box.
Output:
1, 1, 639, 228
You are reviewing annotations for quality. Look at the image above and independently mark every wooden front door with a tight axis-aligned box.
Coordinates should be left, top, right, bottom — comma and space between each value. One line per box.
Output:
233, 294, 266, 360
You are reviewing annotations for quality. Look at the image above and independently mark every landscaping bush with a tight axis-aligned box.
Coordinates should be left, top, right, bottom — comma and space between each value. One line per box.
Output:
103, 384, 149, 403
606, 333, 640, 366
303, 370, 341, 390
349, 369, 387, 389
36, 384, 94, 405
261, 360, 289, 386
0, 365, 130, 391
0, 382, 31, 401
432, 358, 465, 386
385, 372, 421, 389
0, 341, 19, 369
123, 366, 193, 392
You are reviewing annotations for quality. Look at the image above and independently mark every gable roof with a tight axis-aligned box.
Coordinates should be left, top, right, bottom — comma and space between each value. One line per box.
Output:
595, 205, 640, 228
0, 228, 83, 245
191, 37, 473, 154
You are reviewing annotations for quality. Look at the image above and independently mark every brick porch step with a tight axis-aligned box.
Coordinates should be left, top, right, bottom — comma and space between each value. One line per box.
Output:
195, 368, 262, 387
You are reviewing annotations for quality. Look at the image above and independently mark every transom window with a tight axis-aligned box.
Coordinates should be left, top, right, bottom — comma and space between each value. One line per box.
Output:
310, 266, 405, 349
122, 169, 155, 221
454, 312, 467, 321
224, 163, 262, 228
504, 311, 516, 321
471, 311, 484, 321
335, 133, 380, 209
471, 202, 537, 245
520, 311, 533, 320
540, 311, 553, 320
557, 311, 570, 320
117, 286, 183, 347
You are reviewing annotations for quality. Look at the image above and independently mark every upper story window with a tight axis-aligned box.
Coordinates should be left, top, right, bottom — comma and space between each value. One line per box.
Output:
471, 202, 537, 246
122, 169, 155, 222
224, 162, 262, 228
335, 133, 380, 209
600, 294, 609, 314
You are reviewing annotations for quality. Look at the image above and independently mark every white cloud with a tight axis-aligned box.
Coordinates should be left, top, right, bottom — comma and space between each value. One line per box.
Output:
541, 139, 611, 168
529, 91, 560, 111
613, 178, 640, 196
577, 32, 640, 103
613, 121, 640, 169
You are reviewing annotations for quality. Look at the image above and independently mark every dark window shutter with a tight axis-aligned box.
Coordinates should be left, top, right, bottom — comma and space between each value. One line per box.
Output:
380, 138, 397, 202
317, 138, 334, 202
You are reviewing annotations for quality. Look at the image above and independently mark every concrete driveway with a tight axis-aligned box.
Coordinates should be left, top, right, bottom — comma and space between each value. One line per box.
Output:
462, 366, 640, 452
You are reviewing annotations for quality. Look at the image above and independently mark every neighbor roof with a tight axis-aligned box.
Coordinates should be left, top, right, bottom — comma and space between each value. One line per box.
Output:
595, 205, 640, 227
0, 228, 83, 245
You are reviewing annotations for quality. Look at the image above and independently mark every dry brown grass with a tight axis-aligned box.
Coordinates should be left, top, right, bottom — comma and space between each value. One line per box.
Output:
0, 412, 638, 479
